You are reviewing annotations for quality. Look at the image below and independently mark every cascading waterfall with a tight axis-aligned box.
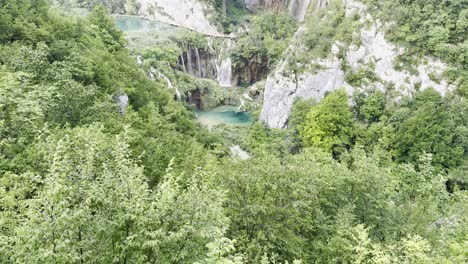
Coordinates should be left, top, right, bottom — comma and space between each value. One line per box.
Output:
238, 98, 245, 111
115, 93, 129, 115
217, 58, 234, 87
175, 87, 182, 101
315, 0, 328, 10
157, 71, 182, 101
180, 51, 187, 72
186, 46, 194, 75
238, 92, 253, 111
195, 47, 202, 78
288, 0, 312, 21
149, 66, 156, 81
207, 38, 216, 53
137, 55, 143, 65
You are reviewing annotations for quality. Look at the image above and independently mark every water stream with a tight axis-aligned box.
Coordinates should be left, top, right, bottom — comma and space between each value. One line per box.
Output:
217, 58, 234, 87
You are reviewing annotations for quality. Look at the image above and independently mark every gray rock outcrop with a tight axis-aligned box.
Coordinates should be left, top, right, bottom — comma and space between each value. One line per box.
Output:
260, 0, 455, 128
261, 58, 345, 128
244, 0, 313, 21
137, 0, 222, 36
114, 93, 129, 115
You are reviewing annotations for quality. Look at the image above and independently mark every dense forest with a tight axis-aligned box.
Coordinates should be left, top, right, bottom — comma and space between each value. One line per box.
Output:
0, 0, 467, 263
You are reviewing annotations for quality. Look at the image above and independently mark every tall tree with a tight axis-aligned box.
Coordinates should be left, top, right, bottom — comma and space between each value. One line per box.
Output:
299, 89, 354, 156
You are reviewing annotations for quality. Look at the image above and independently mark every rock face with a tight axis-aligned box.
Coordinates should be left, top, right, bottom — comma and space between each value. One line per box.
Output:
244, 0, 313, 21
137, 0, 221, 36
229, 145, 251, 160
114, 93, 129, 115
260, 0, 455, 128
179, 45, 218, 79
262, 58, 346, 128
177, 39, 238, 87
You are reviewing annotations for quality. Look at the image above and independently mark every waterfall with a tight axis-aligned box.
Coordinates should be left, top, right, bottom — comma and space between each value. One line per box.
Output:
243, 92, 253, 101
207, 38, 216, 53
175, 87, 182, 101
187, 91, 193, 105
114, 93, 129, 115
222, 0, 227, 16
238, 98, 245, 111
180, 52, 187, 72
136, 55, 143, 65
157, 71, 182, 101
316, 0, 328, 10
157, 72, 172, 88
288, 0, 312, 21
149, 66, 156, 81
216, 58, 234, 87
180, 51, 187, 72
195, 47, 202, 78
186, 46, 193, 75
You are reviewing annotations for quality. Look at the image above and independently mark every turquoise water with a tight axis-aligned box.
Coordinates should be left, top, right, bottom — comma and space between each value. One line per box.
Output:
114, 16, 183, 47
115, 16, 176, 32
197, 106, 252, 128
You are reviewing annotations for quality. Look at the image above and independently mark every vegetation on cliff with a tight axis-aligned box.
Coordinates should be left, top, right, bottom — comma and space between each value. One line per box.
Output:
0, 1, 467, 263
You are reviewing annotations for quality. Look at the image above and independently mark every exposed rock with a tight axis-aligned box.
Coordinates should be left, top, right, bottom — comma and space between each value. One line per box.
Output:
346, 24, 452, 96
179, 45, 218, 79
136, 55, 143, 65
244, 0, 312, 21
137, 0, 222, 36
260, 0, 455, 128
114, 93, 129, 115
261, 57, 345, 128
288, 0, 312, 21
229, 145, 251, 160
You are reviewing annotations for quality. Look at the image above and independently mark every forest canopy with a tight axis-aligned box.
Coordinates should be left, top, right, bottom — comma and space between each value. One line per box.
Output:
0, 0, 467, 263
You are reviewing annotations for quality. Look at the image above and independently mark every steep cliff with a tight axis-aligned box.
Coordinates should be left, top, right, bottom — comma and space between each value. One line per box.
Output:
137, 0, 222, 36
244, 0, 312, 21
260, 0, 455, 128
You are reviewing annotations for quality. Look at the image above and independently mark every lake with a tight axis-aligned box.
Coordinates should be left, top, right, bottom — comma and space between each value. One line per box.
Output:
114, 16, 184, 46
197, 106, 252, 128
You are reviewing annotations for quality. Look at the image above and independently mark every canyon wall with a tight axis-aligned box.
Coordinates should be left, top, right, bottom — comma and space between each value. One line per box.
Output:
244, 0, 315, 21
260, 0, 455, 128
137, 0, 222, 36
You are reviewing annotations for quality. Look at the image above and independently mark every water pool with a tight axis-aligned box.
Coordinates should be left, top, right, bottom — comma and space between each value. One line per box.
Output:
115, 16, 183, 46
197, 106, 252, 128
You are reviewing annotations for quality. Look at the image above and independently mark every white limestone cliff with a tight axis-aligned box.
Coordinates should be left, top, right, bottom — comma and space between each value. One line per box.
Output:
137, 0, 222, 36
244, 0, 312, 21
260, 0, 455, 128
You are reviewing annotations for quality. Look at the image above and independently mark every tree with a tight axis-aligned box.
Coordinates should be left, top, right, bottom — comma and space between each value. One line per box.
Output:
230, 12, 297, 82
353, 89, 386, 124
2, 126, 238, 263
299, 89, 354, 156
391, 89, 468, 169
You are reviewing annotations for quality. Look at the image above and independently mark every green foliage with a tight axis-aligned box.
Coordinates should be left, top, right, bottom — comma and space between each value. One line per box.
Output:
202, 0, 249, 33
0, 0, 51, 44
54, 0, 130, 13
303, 0, 361, 58
364, 0, 468, 92
389, 89, 468, 169
1, 1, 467, 263
344, 64, 380, 87
231, 12, 297, 81
299, 89, 354, 155
353, 89, 386, 123
171, 31, 208, 49
1, 126, 235, 263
